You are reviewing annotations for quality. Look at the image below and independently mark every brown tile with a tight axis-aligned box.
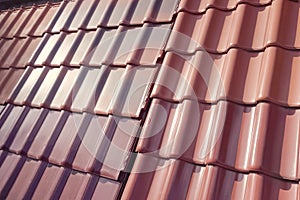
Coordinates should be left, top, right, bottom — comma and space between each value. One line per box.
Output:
167, 1, 300, 53
91, 177, 121, 200
178, 0, 272, 13
122, 154, 299, 199
137, 99, 300, 180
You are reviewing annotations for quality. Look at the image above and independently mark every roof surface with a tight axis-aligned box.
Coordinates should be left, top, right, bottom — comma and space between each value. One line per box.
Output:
0, 0, 300, 199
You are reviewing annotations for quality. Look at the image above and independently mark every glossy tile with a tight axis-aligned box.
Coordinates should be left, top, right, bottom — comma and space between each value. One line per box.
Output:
50, 0, 179, 31
167, 1, 300, 53
0, 151, 122, 199
0, 104, 140, 180
137, 99, 300, 180
122, 154, 299, 200
178, 0, 272, 13
152, 48, 300, 106
0, 68, 25, 104
9, 65, 157, 117
31, 24, 171, 67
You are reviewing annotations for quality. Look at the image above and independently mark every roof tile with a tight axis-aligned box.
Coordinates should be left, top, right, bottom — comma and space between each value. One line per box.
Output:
9, 65, 156, 117
178, 0, 272, 13
122, 154, 299, 200
50, 0, 179, 31
137, 99, 300, 180
167, 1, 300, 53
152, 48, 300, 106
0, 104, 140, 180
0, 151, 121, 199
0, 68, 24, 104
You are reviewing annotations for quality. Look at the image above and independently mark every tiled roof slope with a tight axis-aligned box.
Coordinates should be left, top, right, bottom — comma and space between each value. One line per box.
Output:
0, 0, 300, 199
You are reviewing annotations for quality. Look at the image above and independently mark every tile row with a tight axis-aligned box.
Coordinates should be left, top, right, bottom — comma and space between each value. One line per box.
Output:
7, 65, 156, 117
0, 3, 60, 38
0, 68, 25, 104
152, 47, 300, 107
0, 150, 121, 200
0, 104, 141, 180
0, 0, 178, 38
50, 0, 179, 32
0, 37, 41, 68
167, 0, 300, 53
137, 99, 300, 180
122, 154, 299, 200
178, 0, 272, 13
29, 24, 171, 67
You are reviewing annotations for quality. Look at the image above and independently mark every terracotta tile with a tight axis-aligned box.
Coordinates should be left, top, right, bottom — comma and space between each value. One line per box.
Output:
167, 2, 300, 53
8, 107, 46, 154
152, 48, 300, 106
66, 0, 98, 31
91, 177, 121, 200
0, 105, 27, 149
50, 68, 80, 110
83, 24, 171, 66
8, 67, 48, 106
27, 110, 67, 159
59, 170, 92, 199
6, 158, 44, 200
30, 67, 67, 107
5, 7, 35, 38
0, 10, 10, 30
0, 8, 23, 38
31, 163, 66, 200
94, 65, 157, 117
0, 39, 17, 68
0, 68, 25, 104
178, 0, 272, 13
0, 152, 26, 198
85, 0, 178, 28
12, 37, 42, 68
51, 0, 81, 33
122, 154, 299, 199
47, 112, 85, 166
70, 67, 106, 113
137, 99, 300, 180
30, 33, 62, 66
27, 3, 61, 36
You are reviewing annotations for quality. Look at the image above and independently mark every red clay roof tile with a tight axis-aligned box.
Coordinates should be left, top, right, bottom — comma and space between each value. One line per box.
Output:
167, 1, 300, 53
122, 154, 299, 200
1, 0, 300, 198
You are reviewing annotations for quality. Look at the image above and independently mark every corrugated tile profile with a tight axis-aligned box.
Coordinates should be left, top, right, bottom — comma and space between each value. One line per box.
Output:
8, 65, 157, 117
122, 154, 299, 200
167, 0, 300, 53
137, 99, 300, 180
151, 48, 300, 106
0, 104, 140, 180
49, 0, 179, 32
178, 0, 272, 13
29, 24, 172, 67
0, 150, 121, 200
